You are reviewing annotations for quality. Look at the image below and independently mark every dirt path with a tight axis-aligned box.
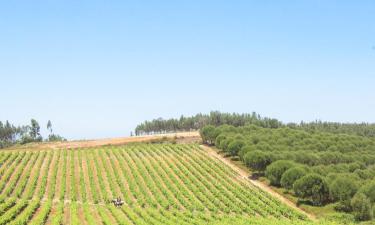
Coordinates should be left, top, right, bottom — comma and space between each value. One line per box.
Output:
94, 149, 114, 201
88, 152, 103, 202
73, 151, 82, 202
43, 150, 58, 200
5, 132, 200, 151
65, 151, 71, 200
63, 204, 70, 225
201, 145, 316, 221
33, 152, 51, 199
78, 204, 88, 225
81, 151, 94, 203
54, 151, 64, 201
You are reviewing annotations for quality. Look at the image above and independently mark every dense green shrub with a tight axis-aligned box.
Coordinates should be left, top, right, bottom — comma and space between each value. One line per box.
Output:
200, 125, 218, 145
265, 160, 295, 186
221, 138, 233, 152
358, 181, 375, 203
280, 167, 307, 190
204, 123, 375, 221
293, 173, 330, 206
330, 177, 359, 203
214, 134, 226, 148
355, 167, 375, 180
238, 145, 255, 160
227, 140, 245, 156
351, 193, 373, 221
330, 177, 359, 212
243, 151, 272, 172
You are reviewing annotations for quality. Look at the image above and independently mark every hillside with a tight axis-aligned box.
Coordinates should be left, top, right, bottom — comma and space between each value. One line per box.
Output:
201, 124, 375, 223
0, 142, 334, 225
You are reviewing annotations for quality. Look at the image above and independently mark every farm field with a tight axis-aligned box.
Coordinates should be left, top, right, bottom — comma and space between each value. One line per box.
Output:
0, 143, 338, 225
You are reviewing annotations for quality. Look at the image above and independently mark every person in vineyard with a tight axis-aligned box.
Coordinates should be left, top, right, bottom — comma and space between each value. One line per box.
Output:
112, 197, 124, 207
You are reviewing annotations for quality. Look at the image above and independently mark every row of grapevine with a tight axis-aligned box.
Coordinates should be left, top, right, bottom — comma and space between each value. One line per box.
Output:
0, 143, 334, 224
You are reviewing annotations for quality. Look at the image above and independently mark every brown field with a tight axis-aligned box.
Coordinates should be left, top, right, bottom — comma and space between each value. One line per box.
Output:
4, 131, 200, 151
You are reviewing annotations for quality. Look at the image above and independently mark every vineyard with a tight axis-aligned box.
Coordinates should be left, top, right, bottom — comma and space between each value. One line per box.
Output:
0, 143, 337, 224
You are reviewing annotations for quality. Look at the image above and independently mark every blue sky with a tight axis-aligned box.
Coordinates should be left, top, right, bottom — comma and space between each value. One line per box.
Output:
1, 1, 374, 140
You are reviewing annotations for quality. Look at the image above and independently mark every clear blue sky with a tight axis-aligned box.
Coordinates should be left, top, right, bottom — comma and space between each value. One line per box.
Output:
1, 1, 374, 140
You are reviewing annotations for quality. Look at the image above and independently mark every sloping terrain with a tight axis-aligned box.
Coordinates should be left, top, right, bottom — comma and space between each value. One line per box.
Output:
0, 143, 338, 224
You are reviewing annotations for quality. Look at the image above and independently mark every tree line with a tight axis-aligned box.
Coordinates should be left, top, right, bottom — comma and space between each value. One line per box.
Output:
135, 111, 375, 138
135, 111, 282, 135
200, 124, 375, 222
0, 119, 65, 149
293, 121, 375, 138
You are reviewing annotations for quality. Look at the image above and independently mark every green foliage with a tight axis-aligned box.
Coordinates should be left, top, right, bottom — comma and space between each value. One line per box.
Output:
215, 134, 226, 148
358, 181, 375, 204
244, 150, 272, 172
47, 134, 67, 142
294, 173, 330, 206
29, 119, 42, 141
207, 122, 375, 221
135, 111, 282, 135
0, 121, 20, 148
137, 111, 375, 138
295, 121, 375, 138
221, 138, 233, 151
45, 119, 66, 141
238, 145, 255, 159
281, 167, 307, 190
0, 119, 64, 148
50, 202, 63, 225
351, 193, 373, 221
47, 120, 52, 133
330, 177, 358, 203
0, 143, 312, 224
330, 177, 359, 212
200, 125, 218, 145
266, 160, 295, 186
227, 139, 245, 156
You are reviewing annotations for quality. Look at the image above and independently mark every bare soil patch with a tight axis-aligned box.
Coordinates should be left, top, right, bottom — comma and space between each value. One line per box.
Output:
43, 151, 58, 200
5, 131, 200, 151
81, 152, 93, 203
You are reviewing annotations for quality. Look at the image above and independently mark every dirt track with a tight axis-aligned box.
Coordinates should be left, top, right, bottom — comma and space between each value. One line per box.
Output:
6, 132, 200, 150
51, 132, 200, 149
201, 145, 316, 221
